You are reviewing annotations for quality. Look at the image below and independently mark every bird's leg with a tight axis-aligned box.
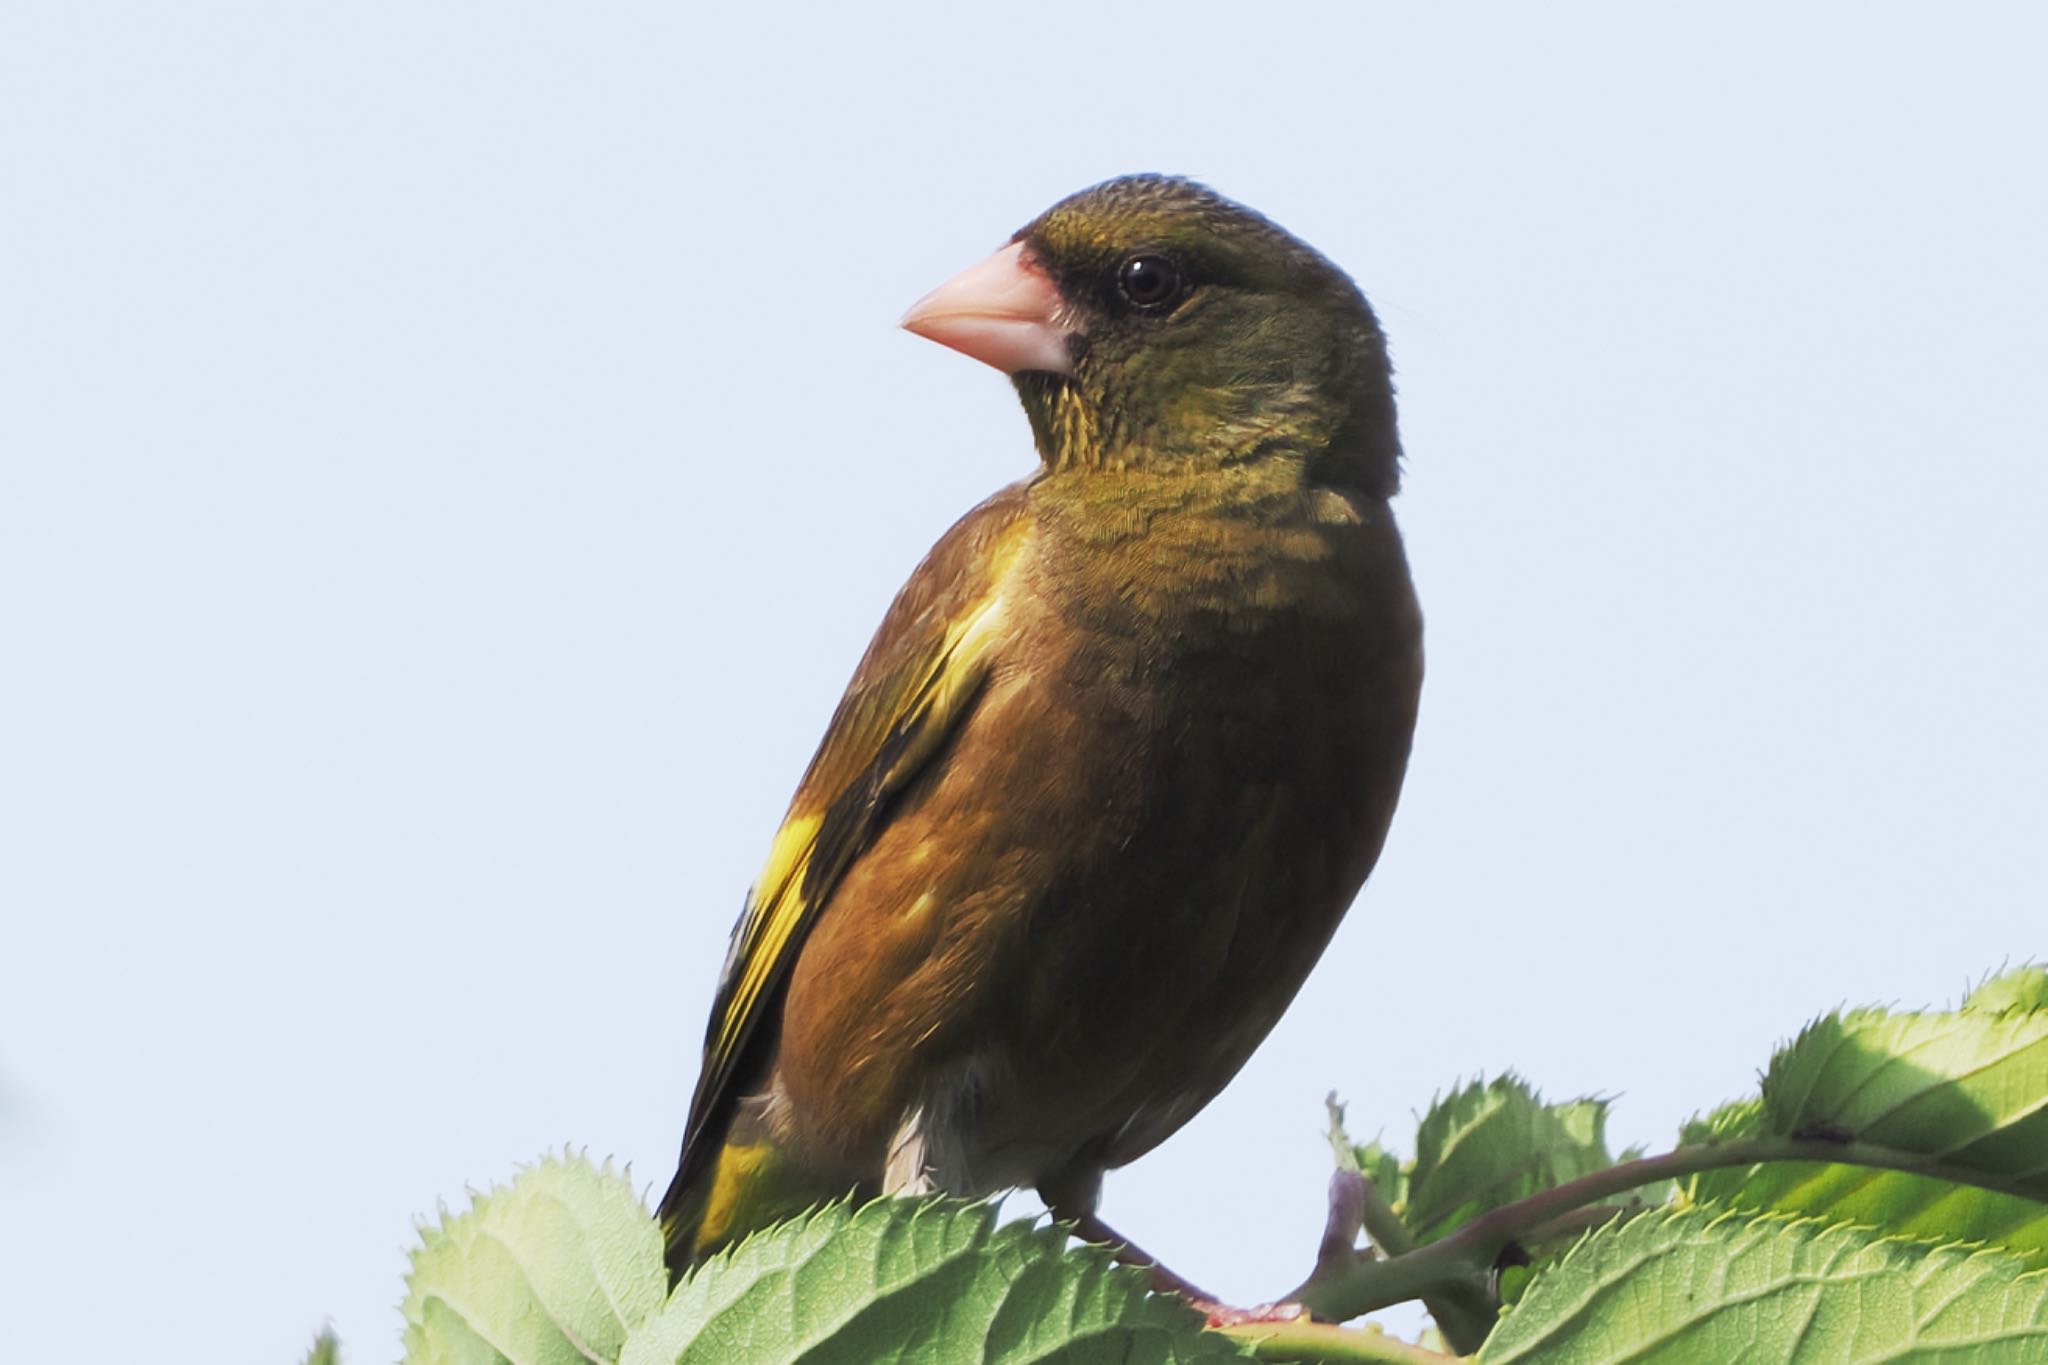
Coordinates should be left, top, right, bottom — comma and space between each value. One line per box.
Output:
1065, 1210, 1209, 1299
1059, 1209, 1306, 1328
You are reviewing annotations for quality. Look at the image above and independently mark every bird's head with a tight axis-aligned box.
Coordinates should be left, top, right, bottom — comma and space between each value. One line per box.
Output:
903, 175, 1399, 495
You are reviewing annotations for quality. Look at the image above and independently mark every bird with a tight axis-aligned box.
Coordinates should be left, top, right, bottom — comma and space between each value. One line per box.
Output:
657, 174, 1424, 1295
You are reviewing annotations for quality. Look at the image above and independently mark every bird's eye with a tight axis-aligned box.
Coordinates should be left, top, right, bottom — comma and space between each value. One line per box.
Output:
1117, 254, 1183, 310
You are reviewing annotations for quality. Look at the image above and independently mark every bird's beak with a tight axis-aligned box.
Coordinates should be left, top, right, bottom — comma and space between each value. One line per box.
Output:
901, 241, 1075, 376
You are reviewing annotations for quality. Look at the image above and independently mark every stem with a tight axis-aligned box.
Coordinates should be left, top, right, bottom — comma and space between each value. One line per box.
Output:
1292, 1135, 2043, 1324
1355, 1172, 1416, 1260
1220, 1319, 1462, 1363
1520, 1202, 1640, 1248
1317, 1168, 1496, 1355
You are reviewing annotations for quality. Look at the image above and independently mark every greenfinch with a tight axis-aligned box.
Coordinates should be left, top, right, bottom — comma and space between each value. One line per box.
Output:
658, 175, 1423, 1280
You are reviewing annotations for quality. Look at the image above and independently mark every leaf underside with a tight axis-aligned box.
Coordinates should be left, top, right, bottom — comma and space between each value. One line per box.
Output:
1482, 1206, 2048, 1363
397, 1154, 1245, 1365
627, 1199, 1249, 1365
1684, 983, 2048, 1266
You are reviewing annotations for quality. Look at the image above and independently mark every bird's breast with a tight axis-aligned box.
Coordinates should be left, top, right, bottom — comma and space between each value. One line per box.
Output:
970, 484, 1422, 1096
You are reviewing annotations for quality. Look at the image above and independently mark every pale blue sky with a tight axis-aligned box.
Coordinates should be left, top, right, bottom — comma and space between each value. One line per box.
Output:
3, 3, 2043, 1359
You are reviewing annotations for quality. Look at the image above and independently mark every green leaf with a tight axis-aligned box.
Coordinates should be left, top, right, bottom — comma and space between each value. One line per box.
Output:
1327, 1078, 1645, 1351
1765, 1005, 2048, 1171
1966, 965, 2048, 1015
1400, 1076, 1620, 1245
401, 1153, 667, 1365
623, 1198, 1248, 1365
301, 1328, 341, 1365
1480, 1206, 2048, 1363
1352, 1139, 1410, 1216
1677, 1096, 1765, 1148
1333, 1077, 1626, 1249
394, 1154, 1234, 1365
1681, 997, 2048, 1266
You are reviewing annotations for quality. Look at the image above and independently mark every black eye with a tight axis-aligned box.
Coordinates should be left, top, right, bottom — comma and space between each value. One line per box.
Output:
1117, 254, 1183, 309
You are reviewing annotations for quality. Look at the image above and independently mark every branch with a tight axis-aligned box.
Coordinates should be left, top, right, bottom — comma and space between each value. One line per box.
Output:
1315, 1160, 1489, 1352
1219, 1319, 1461, 1363
1353, 1170, 1414, 1260
1291, 1135, 2044, 1324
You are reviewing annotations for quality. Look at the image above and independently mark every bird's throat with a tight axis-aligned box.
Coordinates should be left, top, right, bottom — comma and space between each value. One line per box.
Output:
1015, 370, 1337, 478
1015, 372, 1114, 473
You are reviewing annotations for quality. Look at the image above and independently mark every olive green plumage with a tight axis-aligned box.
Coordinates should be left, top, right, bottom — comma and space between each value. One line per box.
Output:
658, 175, 1423, 1275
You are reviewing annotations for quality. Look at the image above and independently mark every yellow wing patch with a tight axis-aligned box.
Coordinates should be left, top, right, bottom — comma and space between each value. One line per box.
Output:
685, 575, 1017, 1164
657, 492, 1036, 1264
879, 591, 1010, 789
707, 811, 822, 1066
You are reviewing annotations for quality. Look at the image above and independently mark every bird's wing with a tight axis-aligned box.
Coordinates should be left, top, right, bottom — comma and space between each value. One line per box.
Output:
671, 488, 1034, 1190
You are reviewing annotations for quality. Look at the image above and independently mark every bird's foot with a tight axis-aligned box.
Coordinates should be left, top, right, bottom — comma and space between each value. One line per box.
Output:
1062, 1210, 1307, 1326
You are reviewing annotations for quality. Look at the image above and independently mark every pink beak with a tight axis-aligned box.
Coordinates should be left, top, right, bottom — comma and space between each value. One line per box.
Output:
900, 241, 1074, 376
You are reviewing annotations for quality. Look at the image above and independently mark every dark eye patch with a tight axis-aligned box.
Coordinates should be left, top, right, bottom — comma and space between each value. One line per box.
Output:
1019, 228, 1234, 324
1117, 255, 1182, 309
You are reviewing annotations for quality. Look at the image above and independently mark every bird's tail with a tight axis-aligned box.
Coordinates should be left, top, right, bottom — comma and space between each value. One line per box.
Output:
657, 1131, 852, 1280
